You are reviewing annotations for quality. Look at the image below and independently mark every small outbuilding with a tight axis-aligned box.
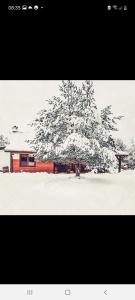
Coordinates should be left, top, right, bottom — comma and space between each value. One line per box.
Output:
115, 150, 129, 172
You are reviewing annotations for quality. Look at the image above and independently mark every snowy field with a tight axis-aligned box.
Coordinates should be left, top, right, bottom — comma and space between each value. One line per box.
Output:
0, 170, 135, 215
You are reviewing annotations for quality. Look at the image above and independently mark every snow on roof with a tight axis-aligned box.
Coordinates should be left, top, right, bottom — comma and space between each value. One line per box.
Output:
115, 151, 129, 156
5, 131, 36, 152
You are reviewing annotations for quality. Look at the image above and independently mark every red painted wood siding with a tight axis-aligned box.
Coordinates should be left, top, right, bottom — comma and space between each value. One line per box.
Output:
12, 154, 54, 173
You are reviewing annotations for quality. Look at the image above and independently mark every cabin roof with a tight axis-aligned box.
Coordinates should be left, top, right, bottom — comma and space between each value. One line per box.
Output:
4, 131, 36, 153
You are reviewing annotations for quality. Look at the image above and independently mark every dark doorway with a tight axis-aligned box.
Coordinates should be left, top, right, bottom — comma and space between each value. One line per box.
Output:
54, 163, 68, 173
54, 163, 88, 173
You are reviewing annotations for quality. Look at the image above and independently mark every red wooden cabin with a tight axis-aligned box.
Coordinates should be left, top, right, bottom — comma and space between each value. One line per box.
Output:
7, 151, 54, 173
4, 127, 54, 173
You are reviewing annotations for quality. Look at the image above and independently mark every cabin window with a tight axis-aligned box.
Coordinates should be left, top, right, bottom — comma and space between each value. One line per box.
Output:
28, 156, 35, 166
20, 154, 35, 167
20, 155, 28, 166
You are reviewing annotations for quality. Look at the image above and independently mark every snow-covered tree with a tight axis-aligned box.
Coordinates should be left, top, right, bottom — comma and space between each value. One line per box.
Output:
29, 80, 123, 174
29, 81, 98, 172
115, 138, 127, 151
127, 139, 135, 169
100, 105, 123, 150
0, 134, 9, 148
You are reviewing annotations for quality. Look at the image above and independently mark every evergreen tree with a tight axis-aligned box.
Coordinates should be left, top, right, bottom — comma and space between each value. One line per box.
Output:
29, 81, 123, 174
100, 105, 123, 150
100, 105, 123, 132
30, 80, 100, 173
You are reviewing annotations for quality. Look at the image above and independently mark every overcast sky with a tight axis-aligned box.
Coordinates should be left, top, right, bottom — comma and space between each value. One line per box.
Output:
0, 80, 135, 145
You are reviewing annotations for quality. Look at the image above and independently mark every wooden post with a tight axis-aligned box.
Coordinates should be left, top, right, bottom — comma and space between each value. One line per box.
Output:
118, 156, 121, 173
115, 152, 128, 173
75, 163, 80, 177
10, 152, 13, 172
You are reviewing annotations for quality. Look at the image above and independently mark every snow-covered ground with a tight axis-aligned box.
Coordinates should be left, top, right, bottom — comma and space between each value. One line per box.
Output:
0, 170, 135, 215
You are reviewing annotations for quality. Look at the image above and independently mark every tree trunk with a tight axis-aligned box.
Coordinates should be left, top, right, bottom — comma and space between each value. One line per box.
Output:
75, 163, 80, 177
118, 157, 122, 173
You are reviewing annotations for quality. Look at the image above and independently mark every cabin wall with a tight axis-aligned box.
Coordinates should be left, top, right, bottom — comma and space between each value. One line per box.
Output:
0, 150, 10, 171
12, 152, 54, 173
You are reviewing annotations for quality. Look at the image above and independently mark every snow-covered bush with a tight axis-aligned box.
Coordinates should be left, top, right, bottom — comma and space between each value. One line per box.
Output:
127, 139, 135, 169
0, 134, 9, 148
